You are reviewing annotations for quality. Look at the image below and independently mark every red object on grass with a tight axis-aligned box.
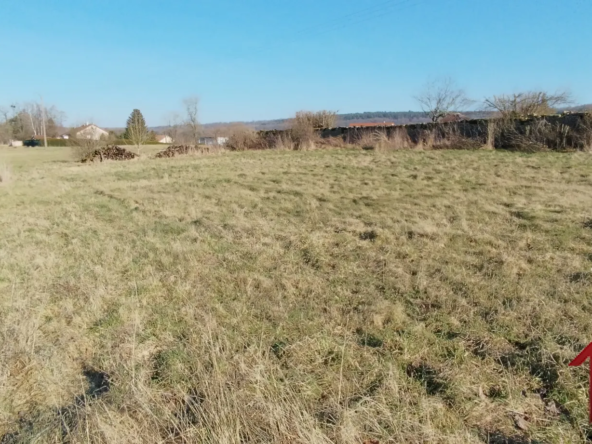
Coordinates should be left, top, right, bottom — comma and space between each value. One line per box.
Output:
569, 342, 592, 423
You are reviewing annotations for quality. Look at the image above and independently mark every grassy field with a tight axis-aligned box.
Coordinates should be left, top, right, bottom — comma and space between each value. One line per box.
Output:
1, 145, 592, 443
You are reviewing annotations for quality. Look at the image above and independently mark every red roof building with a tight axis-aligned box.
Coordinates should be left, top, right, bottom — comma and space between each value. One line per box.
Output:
348, 122, 396, 128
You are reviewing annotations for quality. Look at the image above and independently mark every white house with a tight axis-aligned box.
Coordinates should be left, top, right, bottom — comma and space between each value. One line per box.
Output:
198, 136, 228, 146
72, 124, 109, 140
8, 140, 23, 147
155, 135, 173, 144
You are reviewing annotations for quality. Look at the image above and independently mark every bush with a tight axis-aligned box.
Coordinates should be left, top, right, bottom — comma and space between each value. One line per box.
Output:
289, 111, 337, 149
226, 126, 267, 151
46, 138, 69, 147
113, 139, 162, 146
293, 111, 337, 130
577, 114, 592, 151
69, 137, 107, 161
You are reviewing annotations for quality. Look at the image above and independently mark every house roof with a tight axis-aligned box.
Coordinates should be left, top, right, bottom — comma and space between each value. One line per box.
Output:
155, 134, 169, 141
348, 122, 396, 127
438, 113, 468, 123
72, 124, 108, 134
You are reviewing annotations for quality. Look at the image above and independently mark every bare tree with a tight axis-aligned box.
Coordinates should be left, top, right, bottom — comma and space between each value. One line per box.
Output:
164, 112, 182, 144
415, 78, 472, 123
10, 112, 30, 140
0, 122, 12, 144
22, 103, 42, 137
183, 96, 200, 145
0, 106, 12, 144
484, 91, 572, 118
0, 106, 10, 123
13, 102, 65, 140
40, 96, 47, 147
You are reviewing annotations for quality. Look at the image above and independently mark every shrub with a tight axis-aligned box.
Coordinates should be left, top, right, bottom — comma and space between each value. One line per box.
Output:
577, 114, 592, 151
494, 117, 578, 152
272, 133, 295, 150
290, 111, 338, 149
113, 139, 162, 146
69, 137, 107, 161
353, 128, 413, 151
226, 126, 268, 151
431, 124, 483, 150
290, 119, 317, 148
292, 110, 337, 130
484, 91, 572, 118
226, 127, 256, 151
46, 138, 69, 147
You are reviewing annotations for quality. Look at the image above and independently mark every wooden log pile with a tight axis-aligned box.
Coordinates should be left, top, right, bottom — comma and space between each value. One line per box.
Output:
155, 145, 196, 158
81, 146, 138, 163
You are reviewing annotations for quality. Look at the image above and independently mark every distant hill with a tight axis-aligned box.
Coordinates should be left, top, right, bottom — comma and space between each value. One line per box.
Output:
561, 104, 592, 112
147, 107, 589, 135
170, 111, 493, 134
200, 111, 497, 132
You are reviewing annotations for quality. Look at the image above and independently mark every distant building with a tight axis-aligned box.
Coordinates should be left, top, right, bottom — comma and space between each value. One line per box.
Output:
438, 113, 468, 123
8, 140, 23, 147
348, 122, 396, 128
199, 136, 228, 146
72, 124, 109, 140
155, 135, 173, 144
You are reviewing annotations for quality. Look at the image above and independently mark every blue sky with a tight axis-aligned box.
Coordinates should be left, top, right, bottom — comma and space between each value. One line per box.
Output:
1, 0, 590, 127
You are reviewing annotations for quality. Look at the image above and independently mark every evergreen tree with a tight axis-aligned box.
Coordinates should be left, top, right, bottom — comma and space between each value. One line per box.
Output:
124, 109, 149, 153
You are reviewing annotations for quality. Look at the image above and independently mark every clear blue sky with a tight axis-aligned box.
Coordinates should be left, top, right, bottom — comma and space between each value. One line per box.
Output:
1, 0, 590, 127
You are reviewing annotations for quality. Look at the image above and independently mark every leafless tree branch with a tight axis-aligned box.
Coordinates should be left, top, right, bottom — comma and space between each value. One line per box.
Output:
484, 90, 573, 118
415, 78, 473, 123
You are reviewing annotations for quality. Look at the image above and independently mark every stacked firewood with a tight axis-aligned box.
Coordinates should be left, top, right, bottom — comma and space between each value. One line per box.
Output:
155, 145, 196, 158
81, 146, 138, 163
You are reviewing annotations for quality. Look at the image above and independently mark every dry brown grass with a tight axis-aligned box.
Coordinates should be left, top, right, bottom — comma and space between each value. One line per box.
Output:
354, 129, 412, 152
272, 133, 296, 151
578, 114, 592, 152
1, 147, 592, 443
0, 163, 11, 184
351, 126, 482, 152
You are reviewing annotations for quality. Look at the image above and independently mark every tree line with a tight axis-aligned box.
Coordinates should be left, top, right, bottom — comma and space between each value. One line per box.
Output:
1, 85, 579, 148
0, 102, 65, 144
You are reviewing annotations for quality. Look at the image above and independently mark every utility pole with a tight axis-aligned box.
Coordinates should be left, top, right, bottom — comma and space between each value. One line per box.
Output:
40, 95, 47, 148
